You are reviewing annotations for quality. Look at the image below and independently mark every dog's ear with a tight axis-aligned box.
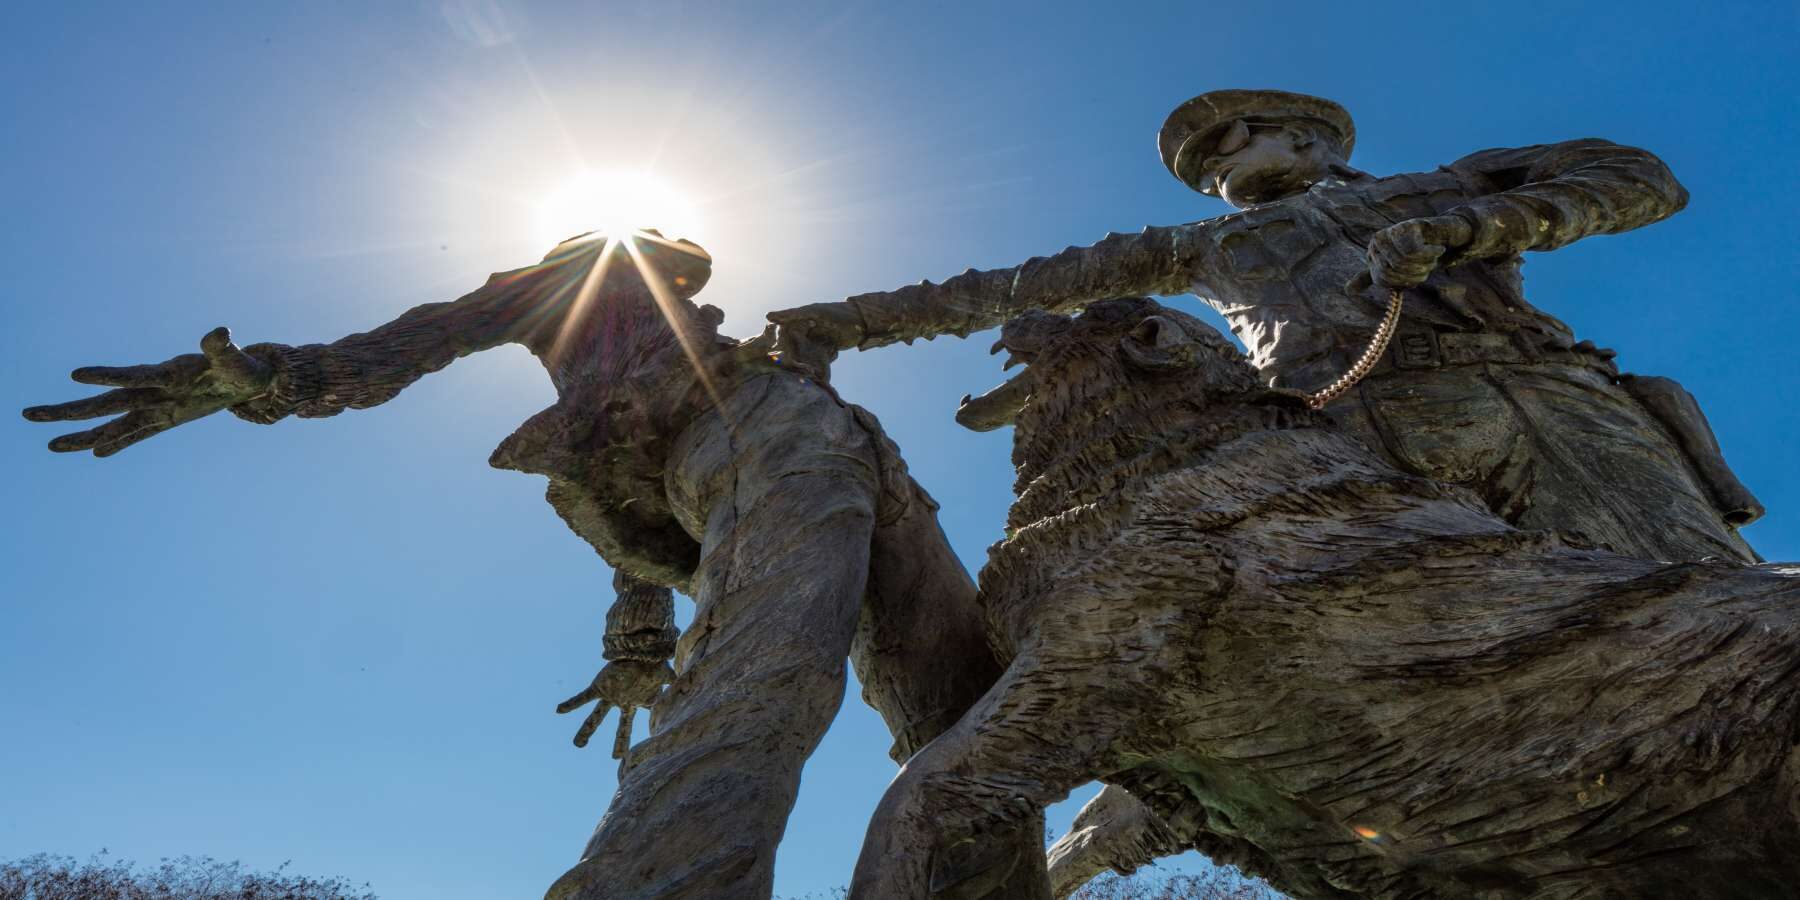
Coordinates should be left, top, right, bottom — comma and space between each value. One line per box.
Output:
1120, 315, 1199, 371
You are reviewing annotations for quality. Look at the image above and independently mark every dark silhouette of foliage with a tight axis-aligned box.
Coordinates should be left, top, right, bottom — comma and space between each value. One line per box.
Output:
0, 851, 376, 900
774, 864, 1281, 900
1070, 867, 1283, 900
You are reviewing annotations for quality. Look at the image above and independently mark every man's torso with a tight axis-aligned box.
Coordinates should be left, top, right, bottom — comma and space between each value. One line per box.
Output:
1184, 168, 1583, 393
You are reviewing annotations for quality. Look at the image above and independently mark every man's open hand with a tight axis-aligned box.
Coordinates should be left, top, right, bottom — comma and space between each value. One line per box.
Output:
22, 327, 275, 457
556, 659, 675, 758
1348, 215, 1477, 293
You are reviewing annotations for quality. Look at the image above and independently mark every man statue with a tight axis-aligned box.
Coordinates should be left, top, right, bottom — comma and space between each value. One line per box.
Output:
771, 88, 1761, 567
22, 233, 1043, 899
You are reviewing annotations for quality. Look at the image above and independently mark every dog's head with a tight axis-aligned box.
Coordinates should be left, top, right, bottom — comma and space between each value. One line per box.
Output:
958, 297, 1282, 434
962, 298, 1315, 528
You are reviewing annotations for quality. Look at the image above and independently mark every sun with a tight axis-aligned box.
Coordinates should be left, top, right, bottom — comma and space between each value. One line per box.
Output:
535, 169, 701, 249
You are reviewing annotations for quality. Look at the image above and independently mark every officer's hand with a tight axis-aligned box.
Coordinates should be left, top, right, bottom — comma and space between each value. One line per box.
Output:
556, 659, 675, 758
1355, 215, 1476, 292
22, 327, 275, 457
766, 301, 866, 351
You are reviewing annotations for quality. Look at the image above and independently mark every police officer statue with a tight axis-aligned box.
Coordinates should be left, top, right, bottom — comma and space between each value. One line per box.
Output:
772, 89, 1761, 566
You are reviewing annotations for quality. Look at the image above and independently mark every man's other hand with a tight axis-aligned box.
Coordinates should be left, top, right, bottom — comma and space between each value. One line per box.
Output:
556, 659, 675, 758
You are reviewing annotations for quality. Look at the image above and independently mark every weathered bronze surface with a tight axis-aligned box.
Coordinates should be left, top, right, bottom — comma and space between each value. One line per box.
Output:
773, 89, 1777, 898
849, 298, 1800, 899
23, 233, 1043, 900
772, 89, 1760, 566
24, 88, 1790, 900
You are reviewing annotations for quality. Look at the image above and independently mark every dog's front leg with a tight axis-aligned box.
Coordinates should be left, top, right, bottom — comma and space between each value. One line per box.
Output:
849, 646, 1135, 900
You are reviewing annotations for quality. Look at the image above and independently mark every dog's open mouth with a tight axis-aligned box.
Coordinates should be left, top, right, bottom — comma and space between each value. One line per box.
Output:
954, 311, 1070, 432
955, 344, 1035, 432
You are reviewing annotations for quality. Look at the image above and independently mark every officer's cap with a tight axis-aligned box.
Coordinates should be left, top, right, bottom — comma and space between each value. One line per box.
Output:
1159, 89, 1355, 195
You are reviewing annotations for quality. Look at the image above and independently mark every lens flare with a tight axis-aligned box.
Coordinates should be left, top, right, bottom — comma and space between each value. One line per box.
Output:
536, 170, 701, 248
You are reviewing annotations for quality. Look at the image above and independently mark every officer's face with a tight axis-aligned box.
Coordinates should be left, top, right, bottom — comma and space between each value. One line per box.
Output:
1198, 122, 1317, 209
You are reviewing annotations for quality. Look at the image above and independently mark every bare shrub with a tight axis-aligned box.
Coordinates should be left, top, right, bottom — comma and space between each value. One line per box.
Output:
1070, 866, 1283, 900
0, 851, 376, 900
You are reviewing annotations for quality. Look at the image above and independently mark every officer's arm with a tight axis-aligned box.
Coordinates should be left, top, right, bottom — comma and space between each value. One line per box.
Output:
230, 245, 593, 424
1441, 139, 1689, 266
776, 225, 1201, 350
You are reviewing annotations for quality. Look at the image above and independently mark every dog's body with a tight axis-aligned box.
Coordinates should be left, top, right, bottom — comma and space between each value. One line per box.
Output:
850, 299, 1800, 900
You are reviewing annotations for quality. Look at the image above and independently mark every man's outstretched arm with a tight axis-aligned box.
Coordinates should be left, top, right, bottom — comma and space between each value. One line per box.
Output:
770, 225, 1200, 350
1444, 138, 1690, 264
231, 246, 598, 423
23, 240, 600, 454
1352, 138, 1689, 291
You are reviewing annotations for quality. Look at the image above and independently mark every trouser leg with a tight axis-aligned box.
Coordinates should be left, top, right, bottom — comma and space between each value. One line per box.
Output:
1349, 366, 1754, 564
549, 376, 878, 900
1494, 366, 1755, 563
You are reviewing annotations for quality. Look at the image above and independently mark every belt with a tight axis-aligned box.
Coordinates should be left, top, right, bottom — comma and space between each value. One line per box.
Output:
1374, 330, 1619, 377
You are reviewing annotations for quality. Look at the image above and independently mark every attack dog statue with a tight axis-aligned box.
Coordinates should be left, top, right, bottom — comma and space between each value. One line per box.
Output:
849, 298, 1800, 900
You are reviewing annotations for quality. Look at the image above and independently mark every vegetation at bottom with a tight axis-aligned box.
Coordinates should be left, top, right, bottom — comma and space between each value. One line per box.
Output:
1069, 867, 1283, 899
778, 863, 1283, 899
0, 852, 376, 900
5, 847, 1278, 899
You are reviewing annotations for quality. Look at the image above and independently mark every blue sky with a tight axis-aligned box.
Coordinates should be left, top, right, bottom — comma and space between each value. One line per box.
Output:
4, 2, 1797, 897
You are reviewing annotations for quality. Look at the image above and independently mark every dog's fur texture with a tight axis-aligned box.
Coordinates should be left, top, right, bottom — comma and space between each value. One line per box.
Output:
848, 298, 1800, 900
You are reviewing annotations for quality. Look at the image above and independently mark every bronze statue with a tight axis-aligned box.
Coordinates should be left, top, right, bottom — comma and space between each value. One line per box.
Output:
772, 88, 1774, 895
771, 89, 1761, 567
22, 233, 1044, 900
848, 297, 1800, 899
23, 88, 1789, 900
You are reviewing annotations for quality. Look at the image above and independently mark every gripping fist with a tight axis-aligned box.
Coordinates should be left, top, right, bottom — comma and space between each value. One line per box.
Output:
766, 300, 867, 352
1354, 214, 1477, 292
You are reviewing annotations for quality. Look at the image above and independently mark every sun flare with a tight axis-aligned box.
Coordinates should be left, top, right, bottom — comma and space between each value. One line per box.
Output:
535, 170, 701, 249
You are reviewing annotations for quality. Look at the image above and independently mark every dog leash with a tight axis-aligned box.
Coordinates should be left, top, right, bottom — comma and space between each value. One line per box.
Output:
1307, 288, 1403, 411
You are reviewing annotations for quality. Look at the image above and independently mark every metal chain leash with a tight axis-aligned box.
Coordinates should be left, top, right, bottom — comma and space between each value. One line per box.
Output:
1306, 288, 1403, 411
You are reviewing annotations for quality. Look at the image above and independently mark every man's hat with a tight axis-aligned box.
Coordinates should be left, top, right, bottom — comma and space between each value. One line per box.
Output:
1158, 89, 1355, 194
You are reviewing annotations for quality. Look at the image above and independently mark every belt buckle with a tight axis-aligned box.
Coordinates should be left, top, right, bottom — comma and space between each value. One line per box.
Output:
1440, 333, 1525, 367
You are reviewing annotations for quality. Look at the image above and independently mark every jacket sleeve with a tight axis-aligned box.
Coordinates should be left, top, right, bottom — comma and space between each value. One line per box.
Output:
1443, 138, 1689, 264
603, 571, 680, 663
228, 253, 588, 423
846, 225, 1200, 349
